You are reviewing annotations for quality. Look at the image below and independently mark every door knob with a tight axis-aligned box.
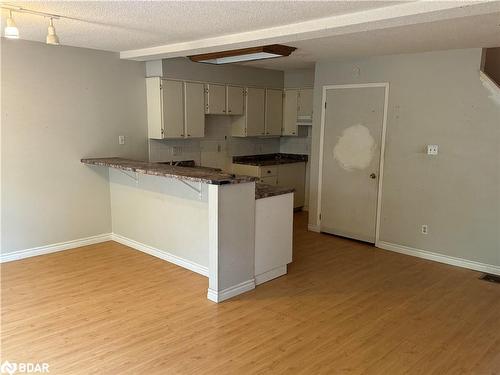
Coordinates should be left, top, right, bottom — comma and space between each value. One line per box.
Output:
370, 173, 377, 179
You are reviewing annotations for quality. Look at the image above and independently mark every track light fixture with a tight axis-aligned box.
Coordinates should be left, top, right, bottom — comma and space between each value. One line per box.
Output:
2, 4, 64, 45
4, 10, 19, 39
46, 18, 59, 45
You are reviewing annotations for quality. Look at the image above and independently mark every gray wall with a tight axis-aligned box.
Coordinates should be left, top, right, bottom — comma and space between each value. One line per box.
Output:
284, 68, 315, 88
309, 48, 500, 267
1, 39, 148, 254
162, 57, 284, 88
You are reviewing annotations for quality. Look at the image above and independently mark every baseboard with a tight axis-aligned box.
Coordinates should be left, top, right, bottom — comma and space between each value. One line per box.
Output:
111, 233, 209, 277
376, 241, 500, 276
207, 279, 256, 303
308, 224, 320, 233
255, 265, 287, 285
0, 233, 112, 263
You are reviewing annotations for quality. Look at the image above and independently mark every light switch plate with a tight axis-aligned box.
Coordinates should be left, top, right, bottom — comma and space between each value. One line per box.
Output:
118, 135, 125, 145
427, 145, 438, 155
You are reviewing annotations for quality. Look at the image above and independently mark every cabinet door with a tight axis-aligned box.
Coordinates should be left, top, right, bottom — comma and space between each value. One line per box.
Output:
245, 88, 266, 136
205, 83, 226, 114
226, 86, 244, 115
282, 89, 298, 136
162, 80, 185, 138
298, 88, 313, 119
277, 162, 306, 208
146, 77, 163, 139
184, 82, 205, 138
265, 89, 283, 136
259, 176, 278, 185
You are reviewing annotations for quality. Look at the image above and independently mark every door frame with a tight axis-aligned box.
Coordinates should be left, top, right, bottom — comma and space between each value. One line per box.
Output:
317, 83, 389, 243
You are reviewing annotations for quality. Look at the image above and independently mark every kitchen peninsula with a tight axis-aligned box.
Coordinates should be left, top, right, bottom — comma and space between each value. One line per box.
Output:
81, 157, 294, 302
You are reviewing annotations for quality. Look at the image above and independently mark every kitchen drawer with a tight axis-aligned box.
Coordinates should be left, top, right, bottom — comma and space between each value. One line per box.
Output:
259, 176, 278, 185
258, 165, 278, 177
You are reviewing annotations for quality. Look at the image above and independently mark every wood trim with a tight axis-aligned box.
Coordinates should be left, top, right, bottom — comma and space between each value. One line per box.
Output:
376, 240, 500, 276
189, 44, 296, 62
0, 233, 112, 263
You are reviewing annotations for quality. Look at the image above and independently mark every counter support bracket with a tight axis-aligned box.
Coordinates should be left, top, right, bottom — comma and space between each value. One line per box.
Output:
179, 180, 203, 198
119, 169, 139, 183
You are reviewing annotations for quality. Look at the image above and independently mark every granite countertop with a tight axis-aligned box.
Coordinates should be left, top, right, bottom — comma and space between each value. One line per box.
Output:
233, 153, 308, 166
255, 183, 294, 200
81, 157, 257, 185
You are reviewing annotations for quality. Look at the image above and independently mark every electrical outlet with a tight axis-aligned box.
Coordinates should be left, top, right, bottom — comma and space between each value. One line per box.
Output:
118, 135, 125, 145
421, 224, 428, 235
172, 146, 182, 156
427, 145, 438, 155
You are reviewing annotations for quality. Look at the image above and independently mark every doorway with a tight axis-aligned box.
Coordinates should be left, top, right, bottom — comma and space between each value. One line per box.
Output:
318, 83, 389, 243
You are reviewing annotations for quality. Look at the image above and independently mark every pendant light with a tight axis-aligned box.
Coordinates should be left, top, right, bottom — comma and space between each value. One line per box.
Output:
46, 17, 59, 45
4, 10, 19, 39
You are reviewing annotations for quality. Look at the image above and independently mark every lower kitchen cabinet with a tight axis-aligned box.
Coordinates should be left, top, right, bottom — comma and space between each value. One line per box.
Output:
232, 162, 306, 208
275, 162, 305, 209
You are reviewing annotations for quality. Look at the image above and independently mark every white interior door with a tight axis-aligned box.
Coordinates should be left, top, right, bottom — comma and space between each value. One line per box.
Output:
320, 85, 387, 243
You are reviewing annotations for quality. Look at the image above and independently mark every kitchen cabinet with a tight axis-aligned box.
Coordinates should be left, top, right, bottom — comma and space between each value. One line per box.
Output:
184, 82, 205, 138
276, 162, 306, 209
265, 89, 283, 136
298, 88, 313, 119
231, 87, 266, 137
282, 88, 314, 136
282, 89, 298, 136
204, 83, 226, 114
226, 86, 245, 115
162, 80, 185, 138
146, 77, 205, 139
231, 162, 306, 208
205, 84, 245, 115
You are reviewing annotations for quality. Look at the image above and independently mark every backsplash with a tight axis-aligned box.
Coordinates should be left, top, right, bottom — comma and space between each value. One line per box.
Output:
148, 116, 311, 171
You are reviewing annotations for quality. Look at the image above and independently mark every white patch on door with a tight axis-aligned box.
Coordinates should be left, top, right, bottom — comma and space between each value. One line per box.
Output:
333, 124, 376, 171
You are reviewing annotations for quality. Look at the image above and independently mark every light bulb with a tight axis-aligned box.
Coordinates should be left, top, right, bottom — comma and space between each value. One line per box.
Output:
46, 18, 59, 45
4, 11, 19, 39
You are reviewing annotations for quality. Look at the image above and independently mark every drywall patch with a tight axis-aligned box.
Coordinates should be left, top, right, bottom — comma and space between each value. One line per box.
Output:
333, 124, 376, 171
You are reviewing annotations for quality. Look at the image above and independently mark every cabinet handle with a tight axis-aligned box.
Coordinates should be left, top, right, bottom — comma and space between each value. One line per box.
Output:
228, 110, 232, 113
222, 109, 226, 113
187, 134, 191, 137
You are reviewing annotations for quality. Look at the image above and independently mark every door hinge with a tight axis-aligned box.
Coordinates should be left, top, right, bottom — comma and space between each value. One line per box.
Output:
324, 102, 327, 109
319, 213, 322, 220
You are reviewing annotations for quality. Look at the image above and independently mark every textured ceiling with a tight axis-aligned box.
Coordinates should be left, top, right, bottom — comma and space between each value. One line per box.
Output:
1, 1, 499, 70
241, 11, 500, 69
0, 1, 404, 51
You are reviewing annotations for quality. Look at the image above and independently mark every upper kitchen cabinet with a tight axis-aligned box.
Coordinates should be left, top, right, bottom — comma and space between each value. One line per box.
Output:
146, 77, 205, 139
204, 83, 226, 114
162, 80, 185, 138
184, 82, 205, 138
265, 89, 283, 136
282, 88, 314, 136
204, 84, 245, 115
226, 86, 245, 115
231, 87, 266, 137
282, 89, 298, 136
297, 88, 313, 120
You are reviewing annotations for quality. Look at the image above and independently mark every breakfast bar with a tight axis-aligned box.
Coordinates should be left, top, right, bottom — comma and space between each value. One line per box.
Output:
81, 157, 294, 302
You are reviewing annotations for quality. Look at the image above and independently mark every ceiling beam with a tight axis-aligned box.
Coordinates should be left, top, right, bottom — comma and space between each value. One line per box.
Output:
120, 1, 500, 61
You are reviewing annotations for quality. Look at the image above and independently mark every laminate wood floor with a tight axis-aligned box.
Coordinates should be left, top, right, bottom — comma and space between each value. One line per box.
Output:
2, 212, 499, 374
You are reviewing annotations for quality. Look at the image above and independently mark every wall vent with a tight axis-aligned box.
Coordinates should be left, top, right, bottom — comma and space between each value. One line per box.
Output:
480, 273, 500, 284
